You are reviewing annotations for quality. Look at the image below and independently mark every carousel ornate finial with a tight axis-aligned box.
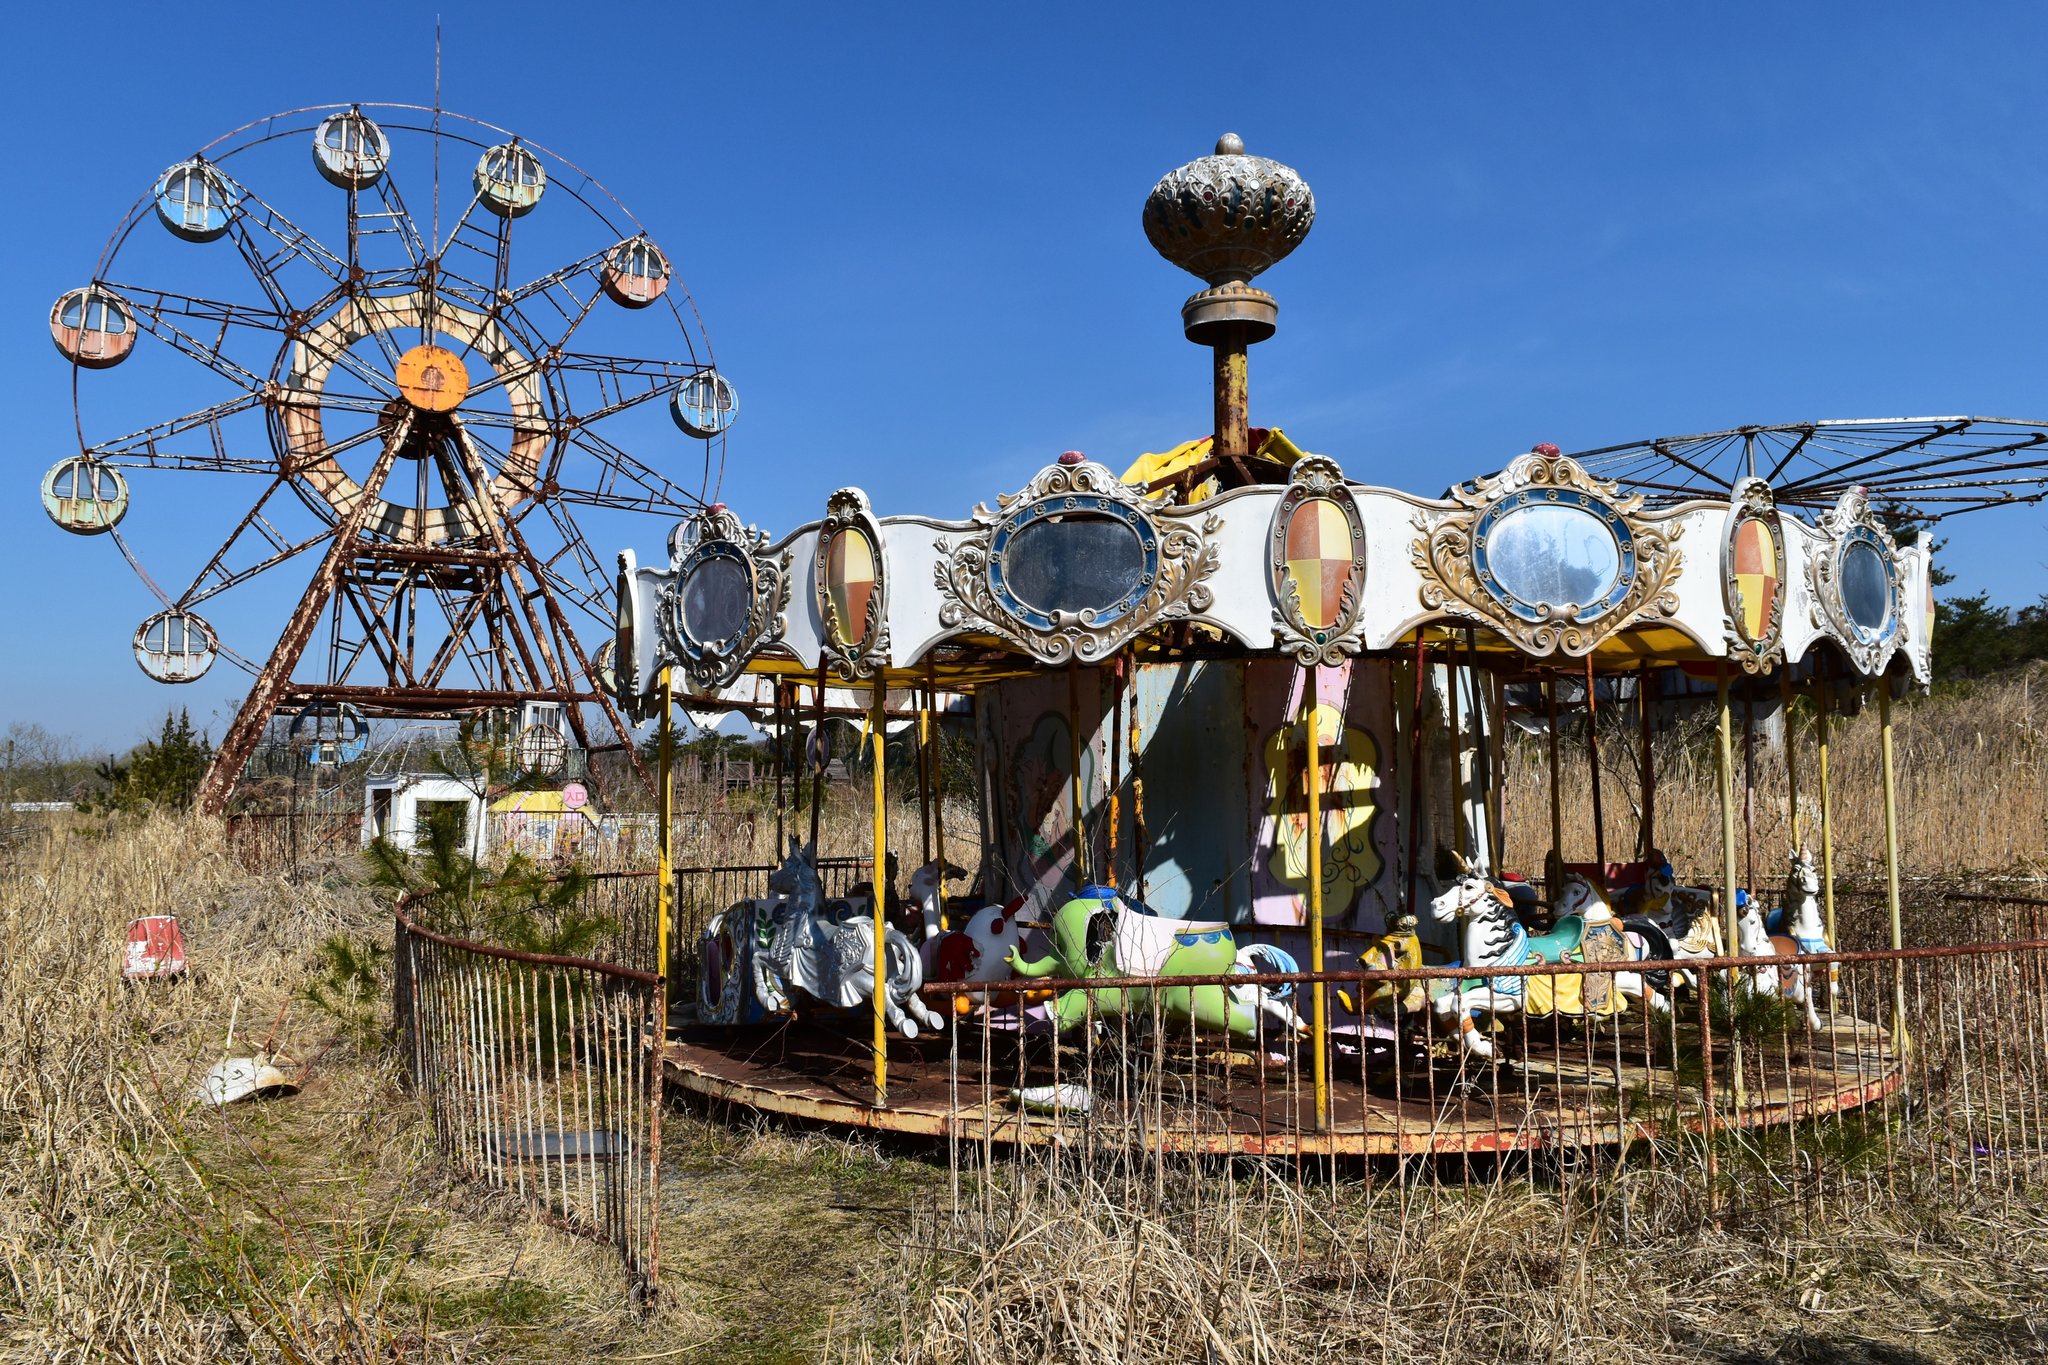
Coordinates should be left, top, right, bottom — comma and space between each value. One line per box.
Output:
1143, 134, 1315, 463
1532, 442, 1562, 459
1057, 450, 1087, 466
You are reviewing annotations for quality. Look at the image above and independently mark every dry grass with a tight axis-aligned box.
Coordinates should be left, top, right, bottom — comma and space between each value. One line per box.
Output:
1503, 670, 2048, 888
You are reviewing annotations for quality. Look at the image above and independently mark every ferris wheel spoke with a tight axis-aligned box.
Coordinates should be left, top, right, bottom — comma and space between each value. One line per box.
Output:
102, 285, 274, 392
530, 499, 611, 620
357, 170, 430, 274
84, 393, 273, 473
549, 354, 715, 425
551, 426, 707, 515
178, 488, 338, 610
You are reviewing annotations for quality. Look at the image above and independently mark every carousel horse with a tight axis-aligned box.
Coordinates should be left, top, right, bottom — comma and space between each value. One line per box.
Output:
1230, 943, 1308, 1037
907, 857, 971, 941
1340, 915, 1429, 1019
702, 837, 945, 1039
1732, 889, 1785, 1003
1005, 891, 1288, 1039
1425, 868, 1637, 1060
1750, 850, 1829, 1027
1554, 876, 1672, 1015
1628, 867, 1724, 989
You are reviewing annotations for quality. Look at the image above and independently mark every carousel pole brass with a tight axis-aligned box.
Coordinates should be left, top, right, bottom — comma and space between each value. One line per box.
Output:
810, 662, 827, 854
1716, 666, 1746, 1105
1585, 655, 1605, 872
1545, 675, 1563, 890
1638, 666, 1656, 861
1068, 662, 1089, 886
1304, 668, 1329, 1131
917, 680, 933, 868
1879, 679, 1910, 1049
1780, 668, 1801, 848
926, 658, 946, 903
870, 677, 890, 1107
656, 666, 674, 998
1816, 671, 1838, 947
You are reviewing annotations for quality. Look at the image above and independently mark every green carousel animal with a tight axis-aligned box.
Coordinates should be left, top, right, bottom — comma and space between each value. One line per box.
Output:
1005, 892, 1298, 1039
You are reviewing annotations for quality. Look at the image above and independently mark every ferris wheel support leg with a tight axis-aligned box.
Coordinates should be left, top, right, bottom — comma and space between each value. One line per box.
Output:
196, 417, 413, 816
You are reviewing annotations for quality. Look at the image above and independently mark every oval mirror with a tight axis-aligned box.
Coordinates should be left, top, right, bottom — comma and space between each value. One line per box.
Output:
1728, 515, 1780, 644
1485, 502, 1622, 615
681, 556, 750, 646
1001, 513, 1146, 618
1841, 539, 1891, 636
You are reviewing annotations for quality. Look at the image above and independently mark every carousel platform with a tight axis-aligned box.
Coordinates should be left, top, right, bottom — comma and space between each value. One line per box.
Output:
661, 1011, 1904, 1157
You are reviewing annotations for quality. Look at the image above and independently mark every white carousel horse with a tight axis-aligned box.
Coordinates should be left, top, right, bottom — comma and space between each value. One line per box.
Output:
1425, 872, 1529, 1059
907, 857, 970, 942
747, 837, 947, 1039
1731, 890, 1790, 1010
1760, 849, 1830, 1027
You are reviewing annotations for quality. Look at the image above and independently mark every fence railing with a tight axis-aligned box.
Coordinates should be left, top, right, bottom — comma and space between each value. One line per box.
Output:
394, 894, 664, 1300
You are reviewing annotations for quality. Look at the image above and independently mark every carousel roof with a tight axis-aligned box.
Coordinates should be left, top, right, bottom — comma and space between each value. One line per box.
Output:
609, 436, 1946, 712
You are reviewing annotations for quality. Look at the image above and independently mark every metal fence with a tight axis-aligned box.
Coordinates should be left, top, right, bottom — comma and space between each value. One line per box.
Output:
663, 890, 2048, 1225
394, 894, 664, 1300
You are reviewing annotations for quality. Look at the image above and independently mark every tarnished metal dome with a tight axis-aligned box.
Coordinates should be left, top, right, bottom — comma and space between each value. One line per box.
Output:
1142, 133, 1316, 288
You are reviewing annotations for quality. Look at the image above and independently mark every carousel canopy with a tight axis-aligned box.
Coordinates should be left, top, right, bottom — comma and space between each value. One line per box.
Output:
611, 437, 1946, 711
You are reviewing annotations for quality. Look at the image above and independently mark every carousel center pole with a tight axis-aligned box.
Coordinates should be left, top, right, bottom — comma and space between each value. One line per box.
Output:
657, 666, 675, 998
1305, 673, 1329, 1132
1878, 680, 1910, 1050
870, 677, 890, 1106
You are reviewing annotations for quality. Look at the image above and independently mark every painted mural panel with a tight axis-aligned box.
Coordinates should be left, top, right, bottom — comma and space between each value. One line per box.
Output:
985, 668, 1106, 908
1243, 659, 1400, 931
1127, 661, 1252, 921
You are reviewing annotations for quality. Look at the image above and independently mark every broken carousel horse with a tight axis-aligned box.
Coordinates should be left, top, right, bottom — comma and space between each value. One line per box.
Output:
1425, 868, 1663, 1060
1004, 888, 1303, 1040
923, 892, 1035, 1015
697, 837, 946, 1038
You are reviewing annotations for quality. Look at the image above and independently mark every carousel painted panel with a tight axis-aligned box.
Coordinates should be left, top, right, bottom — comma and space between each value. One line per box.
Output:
1242, 658, 1399, 932
982, 668, 1111, 912
1721, 478, 1786, 672
1123, 661, 1253, 922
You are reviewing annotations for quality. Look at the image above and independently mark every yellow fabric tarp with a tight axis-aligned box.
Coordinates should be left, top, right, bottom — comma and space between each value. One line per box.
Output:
1120, 428, 1310, 503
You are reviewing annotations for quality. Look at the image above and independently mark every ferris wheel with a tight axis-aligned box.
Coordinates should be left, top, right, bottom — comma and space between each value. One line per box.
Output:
46, 103, 738, 811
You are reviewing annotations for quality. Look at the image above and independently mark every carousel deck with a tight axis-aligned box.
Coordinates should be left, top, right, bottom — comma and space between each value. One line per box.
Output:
662, 1012, 1904, 1157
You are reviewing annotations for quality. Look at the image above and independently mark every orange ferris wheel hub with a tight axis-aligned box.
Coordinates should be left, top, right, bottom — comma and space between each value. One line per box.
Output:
395, 343, 471, 412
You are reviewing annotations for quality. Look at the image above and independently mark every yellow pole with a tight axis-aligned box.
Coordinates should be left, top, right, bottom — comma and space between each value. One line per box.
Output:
1780, 669, 1801, 849
1304, 672, 1328, 1131
657, 667, 675, 1003
870, 678, 890, 1106
1716, 667, 1744, 1103
1068, 662, 1088, 886
1545, 676, 1563, 890
926, 659, 946, 901
1816, 671, 1837, 947
1879, 681, 1910, 1049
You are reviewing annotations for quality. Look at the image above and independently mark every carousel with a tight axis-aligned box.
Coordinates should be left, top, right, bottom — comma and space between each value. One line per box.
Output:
607, 135, 1943, 1157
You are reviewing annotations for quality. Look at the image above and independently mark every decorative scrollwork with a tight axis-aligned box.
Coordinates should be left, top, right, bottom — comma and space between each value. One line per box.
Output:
1269, 456, 1368, 665
1409, 450, 1684, 658
657, 504, 790, 694
1805, 485, 1901, 677
1722, 477, 1787, 673
814, 487, 890, 680
932, 457, 1220, 664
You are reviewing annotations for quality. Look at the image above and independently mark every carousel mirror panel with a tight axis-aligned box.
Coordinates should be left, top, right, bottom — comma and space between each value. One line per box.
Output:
815, 488, 889, 678
1414, 451, 1681, 657
658, 505, 791, 692
1806, 487, 1901, 675
935, 457, 1218, 664
1269, 456, 1367, 663
1722, 478, 1786, 671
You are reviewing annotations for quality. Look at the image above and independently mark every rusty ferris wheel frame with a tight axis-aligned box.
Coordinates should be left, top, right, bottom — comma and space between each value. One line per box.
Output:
51, 102, 739, 814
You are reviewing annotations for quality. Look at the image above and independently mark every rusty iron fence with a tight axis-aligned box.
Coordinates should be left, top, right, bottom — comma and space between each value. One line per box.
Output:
663, 890, 2048, 1225
394, 893, 664, 1300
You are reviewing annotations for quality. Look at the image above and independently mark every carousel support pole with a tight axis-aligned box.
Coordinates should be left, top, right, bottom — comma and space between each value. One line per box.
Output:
1716, 666, 1745, 1104
1304, 667, 1329, 1132
926, 659, 947, 903
1638, 666, 1656, 861
1129, 669, 1149, 901
918, 678, 934, 868
1545, 675, 1563, 892
1742, 684, 1757, 899
1585, 656, 1606, 873
810, 663, 827, 854
773, 680, 787, 853
1107, 654, 1124, 889
1879, 680, 1910, 1049
657, 667, 675, 1000
1487, 666, 1508, 875
1780, 668, 1802, 849
1446, 652, 1466, 863
1816, 671, 1838, 947
1405, 634, 1427, 916
870, 677, 890, 1107
1067, 662, 1089, 886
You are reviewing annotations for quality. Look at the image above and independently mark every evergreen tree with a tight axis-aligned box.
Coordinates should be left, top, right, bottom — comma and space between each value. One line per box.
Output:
81, 708, 214, 812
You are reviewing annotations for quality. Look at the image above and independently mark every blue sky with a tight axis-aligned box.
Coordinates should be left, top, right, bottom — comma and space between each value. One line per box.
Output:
7, 2, 2048, 750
